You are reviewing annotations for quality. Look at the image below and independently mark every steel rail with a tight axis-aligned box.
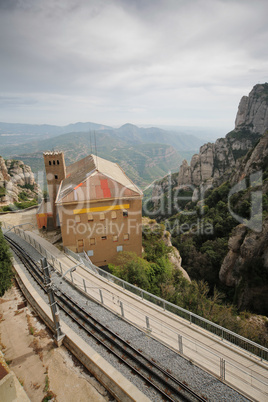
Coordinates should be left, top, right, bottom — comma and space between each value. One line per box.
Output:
56, 289, 206, 402
5, 234, 45, 288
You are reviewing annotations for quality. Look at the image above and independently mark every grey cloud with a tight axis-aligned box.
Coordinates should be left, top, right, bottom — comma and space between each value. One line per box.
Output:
0, 0, 268, 126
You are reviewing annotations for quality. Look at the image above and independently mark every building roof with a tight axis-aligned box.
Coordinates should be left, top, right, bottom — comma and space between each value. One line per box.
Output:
56, 154, 142, 204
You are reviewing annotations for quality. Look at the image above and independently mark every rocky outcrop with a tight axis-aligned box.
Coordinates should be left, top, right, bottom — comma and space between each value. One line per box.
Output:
163, 230, 191, 281
152, 83, 268, 203
0, 157, 11, 185
219, 220, 268, 314
219, 128, 268, 314
0, 157, 38, 204
142, 217, 190, 281
5, 159, 35, 187
235, 83, 268, 134
176, 134, 260, 188
219, 224, 248, 286
173, 84, 268, 188
231, 129, 268, 185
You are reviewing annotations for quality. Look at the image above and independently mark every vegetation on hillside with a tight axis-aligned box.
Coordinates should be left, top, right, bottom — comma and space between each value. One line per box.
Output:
0, 198, 38, 213
0, 226, 13, 296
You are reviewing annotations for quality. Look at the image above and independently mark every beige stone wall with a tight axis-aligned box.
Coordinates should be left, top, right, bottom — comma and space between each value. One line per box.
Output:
58, 197, 142, 266
43, 152, 66, 227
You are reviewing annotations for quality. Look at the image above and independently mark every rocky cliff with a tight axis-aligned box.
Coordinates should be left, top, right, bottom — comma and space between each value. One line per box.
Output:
150, 84, 268, 208
177, 83, 268, 188
219, 217, 268, 313
0, 156, 38, 204
218, 129, 268, 313
235, 83, 268, 134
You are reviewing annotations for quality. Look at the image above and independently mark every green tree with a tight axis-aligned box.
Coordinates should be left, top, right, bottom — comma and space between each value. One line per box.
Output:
0, 227, 13, 296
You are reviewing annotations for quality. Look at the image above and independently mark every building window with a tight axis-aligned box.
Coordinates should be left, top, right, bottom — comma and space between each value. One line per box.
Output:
57, 160, 60, 165
88, 213, 93, 221
53, 160, 55, 165
55, 175, 58, 179
117, 245, 123, 252
111, 211, 117, 219
75, 215, 80, 223
124, 233, 129, 241
100, 212, 105, 221
77, 239, 84, 248
101, 236, 107, 240
113, 235, 118, 242
87, 250, 94, 256
49, 161, 51, 165
123, 210, 128, 217
90, 238, 95, 245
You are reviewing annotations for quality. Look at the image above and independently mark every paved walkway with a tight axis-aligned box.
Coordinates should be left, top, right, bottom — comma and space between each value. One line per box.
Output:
11, 230, 268, 401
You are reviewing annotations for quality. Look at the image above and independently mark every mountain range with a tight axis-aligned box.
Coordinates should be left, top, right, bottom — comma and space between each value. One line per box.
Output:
0, 122, 206, 188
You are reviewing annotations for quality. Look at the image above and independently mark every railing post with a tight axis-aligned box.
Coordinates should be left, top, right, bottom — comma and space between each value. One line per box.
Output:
220, 358, 225, 381
83, 279, 87, 293
99, 289, 103, 304
70, 271, 74, 283
146, 316, 150, 330
120, 301, 124, 317
178, 334, 183, 354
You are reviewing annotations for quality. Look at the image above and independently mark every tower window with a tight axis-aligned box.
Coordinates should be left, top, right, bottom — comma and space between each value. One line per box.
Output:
53, 160, 55, 165
49, 161, 51, 165
55, 175, 58, 179
123, 210, 128, 217
111, 211, 117, 219
57, 160, 60, 165
124, 233, 129, 240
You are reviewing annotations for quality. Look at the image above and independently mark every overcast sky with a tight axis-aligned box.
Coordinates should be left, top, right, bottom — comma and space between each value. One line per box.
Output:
0, 0, 268, 131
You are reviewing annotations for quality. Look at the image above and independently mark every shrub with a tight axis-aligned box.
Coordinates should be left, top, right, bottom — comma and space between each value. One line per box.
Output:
0, 226, 13, 296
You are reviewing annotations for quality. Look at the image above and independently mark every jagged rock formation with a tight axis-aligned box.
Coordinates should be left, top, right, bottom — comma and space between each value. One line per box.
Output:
150, 84, 268, 208
177, 83, 268, 188
231, 129, 268, 185
218, 129, 268, 313
0, 156, 38, 204
219, 220, 268, 313
147, 84, 268, 315
163, 230, 191, 282
235, 83, 268, 133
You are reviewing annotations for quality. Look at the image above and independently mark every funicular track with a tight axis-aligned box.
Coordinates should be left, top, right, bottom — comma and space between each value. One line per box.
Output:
5, 233, 207, 402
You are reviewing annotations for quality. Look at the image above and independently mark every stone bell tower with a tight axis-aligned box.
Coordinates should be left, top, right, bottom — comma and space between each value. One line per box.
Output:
43, 151, 66, 228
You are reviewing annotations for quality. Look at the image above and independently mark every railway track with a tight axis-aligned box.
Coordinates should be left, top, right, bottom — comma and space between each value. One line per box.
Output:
5, 233, 207, 402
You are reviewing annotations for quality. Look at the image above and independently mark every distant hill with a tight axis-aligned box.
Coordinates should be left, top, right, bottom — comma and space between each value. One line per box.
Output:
0, 121, 112, 147
0, 122, 205, 187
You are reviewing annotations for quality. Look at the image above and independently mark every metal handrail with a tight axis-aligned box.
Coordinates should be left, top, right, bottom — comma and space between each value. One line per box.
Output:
65, 247, 268, 361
